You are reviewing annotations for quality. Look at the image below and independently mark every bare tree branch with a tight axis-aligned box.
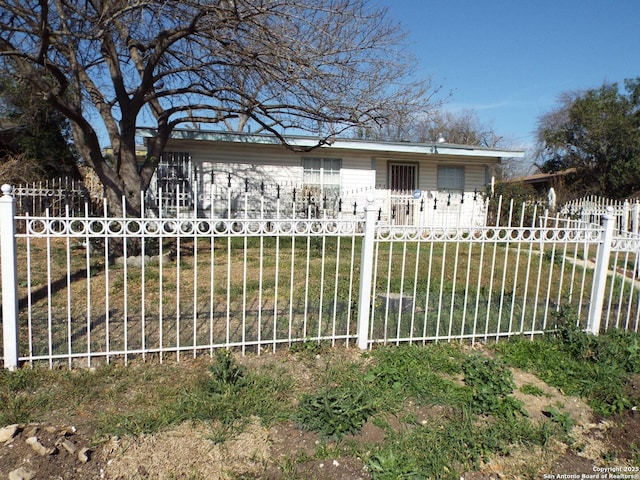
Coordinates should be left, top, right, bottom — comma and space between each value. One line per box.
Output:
0, 0, 438, 214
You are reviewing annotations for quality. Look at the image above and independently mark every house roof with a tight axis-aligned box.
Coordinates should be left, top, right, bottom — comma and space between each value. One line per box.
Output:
137, 128, 525, 159
503, 168, 577, 187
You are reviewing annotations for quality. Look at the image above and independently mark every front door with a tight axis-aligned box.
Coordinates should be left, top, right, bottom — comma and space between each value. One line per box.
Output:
388, 162, 418, 224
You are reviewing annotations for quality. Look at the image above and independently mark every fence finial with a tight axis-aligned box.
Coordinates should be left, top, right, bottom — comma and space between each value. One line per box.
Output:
1, 184, 12, 196
548, 188, 557, 211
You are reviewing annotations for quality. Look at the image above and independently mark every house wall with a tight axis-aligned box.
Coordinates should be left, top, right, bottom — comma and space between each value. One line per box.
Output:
163, 139, 380, 215
160, 138, 498, 224
373, 155, 489, 193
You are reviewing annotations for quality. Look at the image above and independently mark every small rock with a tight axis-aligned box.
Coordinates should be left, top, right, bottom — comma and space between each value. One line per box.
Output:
59, 425, 77, 435
23, 426, 38, 438
8, 467, 36, 480
78, 447, 91, 463
58, 438, 77, 454
25, 436, 57, 456
0, 424, 20, 442
44, 425, 57, 434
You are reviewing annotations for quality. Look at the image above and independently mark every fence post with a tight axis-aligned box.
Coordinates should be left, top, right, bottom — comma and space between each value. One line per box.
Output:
0, 185, 19, 369
623, 200, 630, 233
356, 194, 376, 350
586, 207, 614, 336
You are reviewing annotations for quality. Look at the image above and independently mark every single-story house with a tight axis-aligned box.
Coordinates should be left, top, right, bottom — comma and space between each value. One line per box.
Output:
137, 128, 524, 227
501, 168, 577, 194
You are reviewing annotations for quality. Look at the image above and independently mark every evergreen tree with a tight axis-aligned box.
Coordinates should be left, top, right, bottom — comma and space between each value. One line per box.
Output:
0, 72, 79, 182
536, 79, 640, 199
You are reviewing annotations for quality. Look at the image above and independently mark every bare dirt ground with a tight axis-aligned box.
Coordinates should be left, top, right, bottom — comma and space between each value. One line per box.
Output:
0, 362, 638, 479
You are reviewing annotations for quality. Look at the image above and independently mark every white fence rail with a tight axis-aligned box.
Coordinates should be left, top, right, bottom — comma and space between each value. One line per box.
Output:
1, 184, 639, 369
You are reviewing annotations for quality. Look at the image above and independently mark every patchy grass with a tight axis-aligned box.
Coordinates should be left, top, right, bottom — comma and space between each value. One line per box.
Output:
0, 330, 639, 478
493, 324, 640, 415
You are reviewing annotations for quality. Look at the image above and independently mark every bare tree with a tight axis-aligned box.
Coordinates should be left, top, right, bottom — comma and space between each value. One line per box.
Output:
359, 108, 503, 148
424, 110, 503, 148
0, 0, 436, 215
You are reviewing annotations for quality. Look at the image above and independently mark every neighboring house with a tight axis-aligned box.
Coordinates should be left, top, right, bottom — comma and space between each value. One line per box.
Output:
502, 168, 577, 195
137, 128, 524, 227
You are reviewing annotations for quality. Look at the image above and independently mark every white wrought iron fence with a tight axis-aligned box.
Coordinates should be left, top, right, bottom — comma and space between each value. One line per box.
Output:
1, 184, 638, 369
561, 195, 640, 234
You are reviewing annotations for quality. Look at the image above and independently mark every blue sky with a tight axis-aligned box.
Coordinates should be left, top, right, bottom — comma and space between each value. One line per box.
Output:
377, 0, 640, 151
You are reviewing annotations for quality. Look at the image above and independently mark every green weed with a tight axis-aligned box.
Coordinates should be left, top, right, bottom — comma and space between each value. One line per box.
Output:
520, 383, 546, 396
295, 387, 374, 440
208, 349, 246, 390
462, 354, 524, 418
96, 354, 293, 438
365, 412, 555, 480
542, 406, 574, 435
289, 338, 330, 359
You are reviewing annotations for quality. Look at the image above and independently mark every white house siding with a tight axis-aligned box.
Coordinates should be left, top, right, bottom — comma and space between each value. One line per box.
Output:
161, 140, 380, 218
369, 156, 493, 227
163, 140, 303, 217
148, 131, 514, 226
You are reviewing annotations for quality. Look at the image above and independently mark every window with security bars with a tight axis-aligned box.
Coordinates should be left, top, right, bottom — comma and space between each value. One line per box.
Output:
302, 157, 341, 197
156, 152, 194, 212
437, 165, 465, 193
389, 163, 417, 191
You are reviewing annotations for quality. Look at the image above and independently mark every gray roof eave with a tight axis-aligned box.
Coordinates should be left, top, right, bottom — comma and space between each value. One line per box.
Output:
136, 127, 525, 159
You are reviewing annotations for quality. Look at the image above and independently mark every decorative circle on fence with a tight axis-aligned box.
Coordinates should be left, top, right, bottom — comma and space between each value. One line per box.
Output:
106, 220, 124, 235
143, 221, 161, 235
446, 229, 461, 240
162, 220, 177, 235
196, 221, 213, 235
125, 220, 142, 235
324, 222, 339, 234
27, 219, 47, 235
213, 221, 229, 234
310, 222, 324, 234
277, 222, 294, 234
49, 220, 66, 234
295, 221, 309, 234
263, 221, 276, 234
393, 228, 408, 240
246, 221, 262, 234
347, 221, 363, 235
69, 220, 87, 235
178, 220, 195, 234
431, 228, 446, 240
88, 220, 105, 235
